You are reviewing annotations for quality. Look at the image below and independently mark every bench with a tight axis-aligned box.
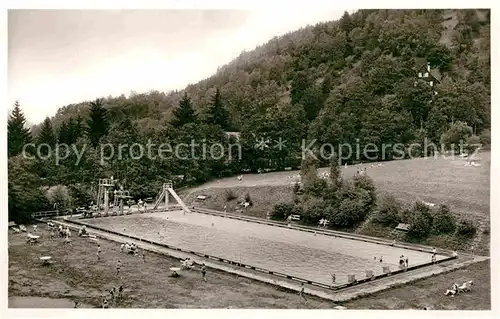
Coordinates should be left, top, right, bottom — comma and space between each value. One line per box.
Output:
395, 223, 410, 232
290, 214, 301, 221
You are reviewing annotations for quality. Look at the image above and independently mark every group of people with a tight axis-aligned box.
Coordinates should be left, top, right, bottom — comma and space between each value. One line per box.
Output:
120, 242, 139, 255
180, 258, 207, 281
102, 285, 124, 308
47, 224, 72, 245
444, 280, 474, 296
181, 257, 195, 270
399, 255, 409, 269
431, 247, 437, 263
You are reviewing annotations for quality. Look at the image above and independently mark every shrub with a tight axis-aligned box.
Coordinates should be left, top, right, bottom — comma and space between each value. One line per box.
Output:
333, 180, 373, 228
271, 203, 294, 220
480, 129, 491, 148
292, 182, 301, 194
440, 121, 473, 151
352, 174, 377, 207
398, 208, 413, 224
373, 194, 402, 226
407, 202, 434, 239
45, 185, 73, 209
432, 204, 456, 234
332, 197, 368, 228
305, 178, 328, 198
455, 219, 477, 238
464, 135, 481, 155
301, 198, 327, 225
225, 189, 237, 201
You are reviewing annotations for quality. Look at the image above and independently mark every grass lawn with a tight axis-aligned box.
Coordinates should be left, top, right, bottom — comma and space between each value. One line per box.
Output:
8, 228, 333, 309
8, 225, 490, 309
184, 152, 490, 221
344, 259, 491, 310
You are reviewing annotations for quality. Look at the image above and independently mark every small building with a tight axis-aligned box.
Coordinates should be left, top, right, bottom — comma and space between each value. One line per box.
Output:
416, 61, 442, 85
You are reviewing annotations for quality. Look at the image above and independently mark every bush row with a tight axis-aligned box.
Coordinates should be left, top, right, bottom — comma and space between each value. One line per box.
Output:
373, 194, 477, 239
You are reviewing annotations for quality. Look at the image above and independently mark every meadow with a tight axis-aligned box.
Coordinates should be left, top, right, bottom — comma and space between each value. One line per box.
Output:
184, 152, 490, 223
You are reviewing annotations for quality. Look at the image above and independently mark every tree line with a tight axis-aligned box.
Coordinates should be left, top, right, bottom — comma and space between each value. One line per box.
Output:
8, 9, 491, 222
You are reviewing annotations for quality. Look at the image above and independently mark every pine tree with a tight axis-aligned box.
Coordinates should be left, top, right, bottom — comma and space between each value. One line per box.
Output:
170, 93, 197, 128
58, 121, 70, 145
300, 151, 319, 189
339, 11, 354, 33
37, 117, 57, 146
8, 101, 32, 157
86, 98, 109, 147
70, 116, 84, 143
75, 116, 84, 136
205, 88, 230, 129
66, 117, 80, 144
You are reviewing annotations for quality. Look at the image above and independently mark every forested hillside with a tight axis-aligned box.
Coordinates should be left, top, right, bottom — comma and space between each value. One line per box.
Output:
8, 9, 491, 222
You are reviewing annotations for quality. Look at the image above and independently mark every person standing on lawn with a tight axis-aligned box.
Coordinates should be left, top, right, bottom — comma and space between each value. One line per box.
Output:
201, 264, 207, 282
116, 260, 121, 276
299, 283, 307, 301
97, 244, 102, 261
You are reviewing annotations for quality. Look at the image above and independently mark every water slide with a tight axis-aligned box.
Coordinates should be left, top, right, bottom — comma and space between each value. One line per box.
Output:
167, 187, 192, 213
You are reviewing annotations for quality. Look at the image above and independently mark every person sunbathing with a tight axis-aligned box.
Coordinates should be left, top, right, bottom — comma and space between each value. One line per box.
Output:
445, 283, 459, 296
181, 258, 195, 270
128, 244, 137, 254
78, 227, 87, 237
64, 236, 72, 246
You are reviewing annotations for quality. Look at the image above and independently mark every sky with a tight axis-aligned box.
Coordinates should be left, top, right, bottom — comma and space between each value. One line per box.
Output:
8, 9, 344, 124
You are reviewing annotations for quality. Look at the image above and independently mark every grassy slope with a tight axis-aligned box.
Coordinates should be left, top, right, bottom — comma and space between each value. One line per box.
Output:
184, 153, 490, 219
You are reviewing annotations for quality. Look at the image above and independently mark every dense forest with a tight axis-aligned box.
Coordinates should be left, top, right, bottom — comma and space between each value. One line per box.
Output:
8, 9, 491, 222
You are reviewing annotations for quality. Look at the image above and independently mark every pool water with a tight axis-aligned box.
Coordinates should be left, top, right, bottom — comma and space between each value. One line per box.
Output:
86, 211, 446, 285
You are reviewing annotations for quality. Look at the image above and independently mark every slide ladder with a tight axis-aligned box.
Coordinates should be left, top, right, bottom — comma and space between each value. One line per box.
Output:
153, 181, 191, 213
153, 187, 166, 210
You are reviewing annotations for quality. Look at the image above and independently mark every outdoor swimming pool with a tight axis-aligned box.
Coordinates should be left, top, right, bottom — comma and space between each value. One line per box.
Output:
85, 211, 447, 285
